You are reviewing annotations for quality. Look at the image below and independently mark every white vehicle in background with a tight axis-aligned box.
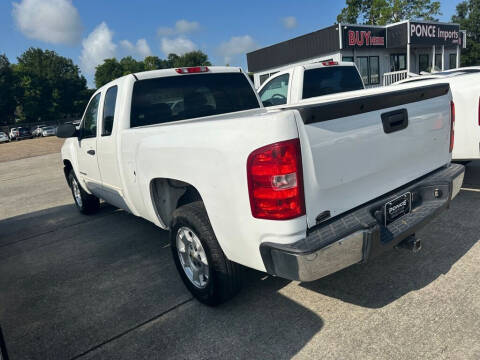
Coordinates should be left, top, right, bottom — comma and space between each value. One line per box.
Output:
9, 128, 18, 140
395, 67, 480, 162
0, 132, 9, 143
57, 66, 463, 305
41, 126, 57, 137
32, 125, 47, 137
257, 61, 365, 108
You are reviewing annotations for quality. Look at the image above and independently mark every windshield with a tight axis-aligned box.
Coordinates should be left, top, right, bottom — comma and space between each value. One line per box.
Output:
302, 66, 364, 99
130, 72, 260, 128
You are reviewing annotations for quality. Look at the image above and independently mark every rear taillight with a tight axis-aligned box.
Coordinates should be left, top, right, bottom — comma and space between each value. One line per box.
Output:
450, 100, 455, 153
247, 139, 305, 220
175, 66, 209, 74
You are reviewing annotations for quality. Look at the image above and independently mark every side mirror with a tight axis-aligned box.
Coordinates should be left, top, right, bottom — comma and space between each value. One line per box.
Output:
56, 124, 78, 138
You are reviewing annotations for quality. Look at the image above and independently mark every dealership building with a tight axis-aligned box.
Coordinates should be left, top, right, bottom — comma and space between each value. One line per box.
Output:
247, 20, 466, 88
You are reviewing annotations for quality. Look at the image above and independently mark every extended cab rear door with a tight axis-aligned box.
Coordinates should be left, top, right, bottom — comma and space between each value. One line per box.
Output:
95, 84, 129, 210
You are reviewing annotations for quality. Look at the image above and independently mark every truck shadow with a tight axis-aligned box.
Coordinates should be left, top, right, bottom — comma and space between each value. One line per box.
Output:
300, 186, 480, 309
0, 203, 323, 360
460, 160, 480, 189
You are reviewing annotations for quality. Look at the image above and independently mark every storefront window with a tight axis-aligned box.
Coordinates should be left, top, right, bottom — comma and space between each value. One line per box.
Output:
419, 54, 430, 73
356, 56, 379, 85
342, 56, 354, 63
449, 54, 457, 69
390, 54, 406, 72
435, 54, 442, 71
369, 56, 380, 84
356, 57, 369, 85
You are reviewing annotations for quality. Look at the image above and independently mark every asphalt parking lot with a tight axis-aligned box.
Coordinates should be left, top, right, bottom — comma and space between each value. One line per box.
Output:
0, 144, 479, 359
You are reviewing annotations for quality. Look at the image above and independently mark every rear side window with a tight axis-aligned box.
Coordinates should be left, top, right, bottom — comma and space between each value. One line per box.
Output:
103, 86, 118, 136
130, 73, 259, 128
303, 67, 364, 99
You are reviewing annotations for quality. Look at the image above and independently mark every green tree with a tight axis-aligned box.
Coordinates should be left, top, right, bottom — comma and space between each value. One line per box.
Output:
94, 58, 123, 88
337, 0, 441, 25
452, 0, 480, 66
166, 53, 180, 68
0, 54, 17, 125
120, 56, 145, 75
144, 55, 166, 70
173, 51, 212, 67
14, 48, 88, 123
337, 0, 363, 24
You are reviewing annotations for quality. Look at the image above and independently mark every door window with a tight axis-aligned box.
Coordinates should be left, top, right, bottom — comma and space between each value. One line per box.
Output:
369, 56, 380, 84
449, 54, 457, 69
390, 54, 406, 71
259, 73, 289, 107
82, 93, 101, 138
435, 54, 442, 71
102, 86, 118, 136
356, 57, 368, 85
419, 54, 430, 73
356, 56, 379, 85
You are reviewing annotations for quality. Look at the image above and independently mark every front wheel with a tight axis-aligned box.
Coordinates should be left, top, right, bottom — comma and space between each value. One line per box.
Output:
68, 170, 99, 214
170, 201, 242, 306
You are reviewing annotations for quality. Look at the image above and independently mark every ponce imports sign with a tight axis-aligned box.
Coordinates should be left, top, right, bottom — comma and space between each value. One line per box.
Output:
410, 22, 462, 46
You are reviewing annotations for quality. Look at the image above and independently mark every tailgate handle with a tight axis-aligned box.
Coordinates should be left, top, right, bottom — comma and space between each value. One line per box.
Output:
381, 109, 408, 134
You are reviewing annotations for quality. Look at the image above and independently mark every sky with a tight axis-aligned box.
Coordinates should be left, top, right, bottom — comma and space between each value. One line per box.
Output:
0, 0, 461, 87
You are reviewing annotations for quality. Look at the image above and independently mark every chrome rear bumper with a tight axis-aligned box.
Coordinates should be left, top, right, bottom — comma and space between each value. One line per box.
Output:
260, 163, 465, 282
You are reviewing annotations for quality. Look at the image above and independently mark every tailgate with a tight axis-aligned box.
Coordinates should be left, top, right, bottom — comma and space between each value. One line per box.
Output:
296, 83, 452, 228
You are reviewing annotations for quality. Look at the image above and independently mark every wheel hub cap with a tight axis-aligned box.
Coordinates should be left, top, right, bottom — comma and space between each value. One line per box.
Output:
71, 178, 83, 207
176, 226, 209, 288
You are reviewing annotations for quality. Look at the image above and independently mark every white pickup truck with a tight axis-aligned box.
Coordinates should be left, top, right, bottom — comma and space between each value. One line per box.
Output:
257, 61, 365, 108
57, 66, 464, 305
395, 67, 480, 162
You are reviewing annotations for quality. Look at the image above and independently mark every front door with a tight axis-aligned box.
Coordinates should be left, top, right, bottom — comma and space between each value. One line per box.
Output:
77, 92, 102, 195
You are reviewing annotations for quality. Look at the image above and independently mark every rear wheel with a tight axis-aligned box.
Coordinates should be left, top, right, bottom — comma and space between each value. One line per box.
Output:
68, 170, 99, 214
170, 201, 242, 306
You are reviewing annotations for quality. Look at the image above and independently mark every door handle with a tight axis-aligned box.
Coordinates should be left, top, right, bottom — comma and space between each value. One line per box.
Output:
87, 150, 95, 156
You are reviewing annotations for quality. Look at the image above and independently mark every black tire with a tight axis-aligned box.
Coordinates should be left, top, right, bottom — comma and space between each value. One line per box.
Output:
170, 201, 242, 306
67, 170, 100, 214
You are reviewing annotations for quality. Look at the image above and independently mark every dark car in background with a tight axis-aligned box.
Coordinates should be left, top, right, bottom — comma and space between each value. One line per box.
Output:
15, 127, 33, 140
